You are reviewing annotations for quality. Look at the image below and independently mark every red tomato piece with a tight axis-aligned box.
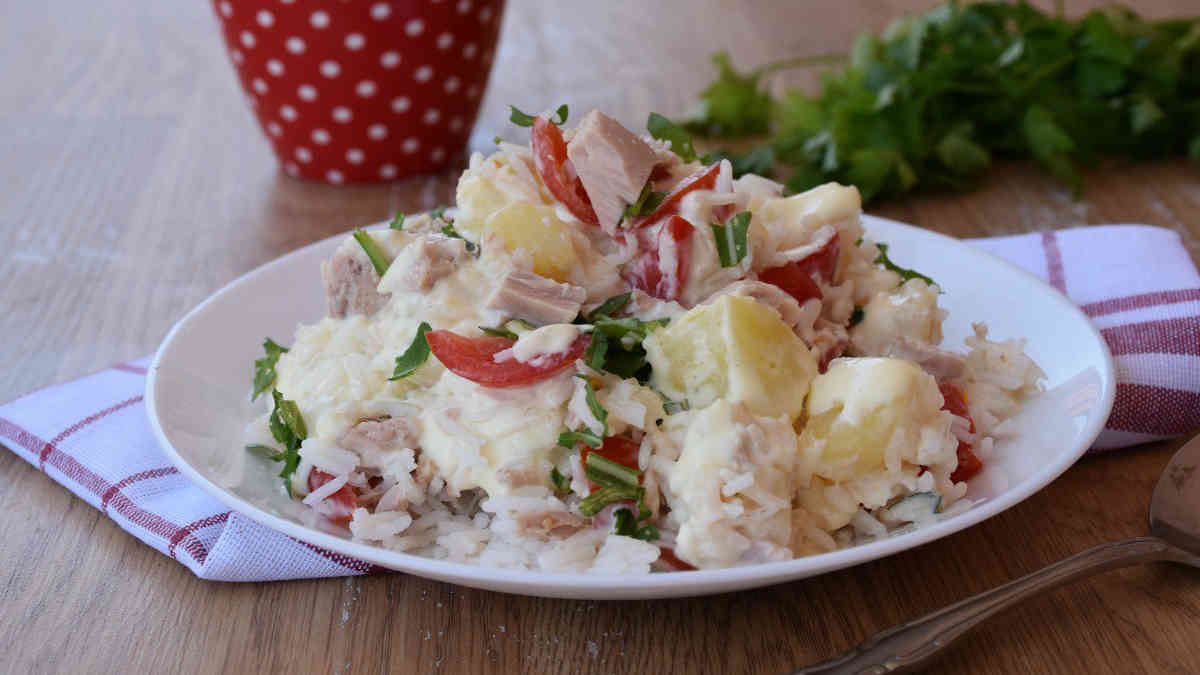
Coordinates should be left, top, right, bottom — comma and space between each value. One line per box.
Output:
531, 117, 599, 227
307, 470, 357, 525
658, 547, 697, 571
758, 234, 841, 305
632, 163, 721, 228
938, 380, 983, 482
580, 435, 642, 495
621, 215, 694, 301
426, 330, 590, 388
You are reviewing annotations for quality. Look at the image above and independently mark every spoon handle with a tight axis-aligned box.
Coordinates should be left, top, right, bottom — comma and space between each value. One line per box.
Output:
794, 536, 1188, 674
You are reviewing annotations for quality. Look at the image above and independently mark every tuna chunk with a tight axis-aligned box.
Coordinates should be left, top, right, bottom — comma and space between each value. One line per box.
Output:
566, 110, 659, 230
389, 235, 469, 293
322, 243, 389, 318
883, 337, 966, 380
339, 417, 422, 456
486, 269, 587, 325
513, 509, 586, 538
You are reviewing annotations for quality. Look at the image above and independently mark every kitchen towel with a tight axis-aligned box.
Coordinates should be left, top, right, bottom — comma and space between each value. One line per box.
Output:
1, 224, 1197, 581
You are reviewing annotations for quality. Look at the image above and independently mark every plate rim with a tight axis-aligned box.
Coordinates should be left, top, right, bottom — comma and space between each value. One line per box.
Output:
145, 214, 1116, 598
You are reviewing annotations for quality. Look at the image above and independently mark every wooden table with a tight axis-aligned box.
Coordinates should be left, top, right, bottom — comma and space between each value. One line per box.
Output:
2, 1, 1198, 672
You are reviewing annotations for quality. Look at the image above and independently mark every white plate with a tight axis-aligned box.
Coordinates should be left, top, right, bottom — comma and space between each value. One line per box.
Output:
146, 215, 1115, 599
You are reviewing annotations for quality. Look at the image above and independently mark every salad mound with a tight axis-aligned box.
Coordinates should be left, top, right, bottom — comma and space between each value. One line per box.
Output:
245, 108, 1044, 573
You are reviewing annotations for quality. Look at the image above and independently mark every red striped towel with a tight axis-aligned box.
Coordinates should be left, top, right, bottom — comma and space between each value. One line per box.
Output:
1, 225, 1197, 580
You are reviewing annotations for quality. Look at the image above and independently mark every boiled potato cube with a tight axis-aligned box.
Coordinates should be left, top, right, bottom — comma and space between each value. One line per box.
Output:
454, 173, 511, 240
484, 201, 579, 282
798, 357, 950, 482
760, 182, 861, 250
644, 295, 817, 419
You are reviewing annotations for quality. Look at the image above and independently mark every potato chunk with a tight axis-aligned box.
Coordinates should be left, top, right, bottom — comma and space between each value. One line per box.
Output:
454, 173, 512, 240
483, 201, 579, 282
644, 294, 817, 419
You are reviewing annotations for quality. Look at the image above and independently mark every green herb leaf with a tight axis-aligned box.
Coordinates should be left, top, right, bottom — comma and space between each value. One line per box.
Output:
849, 306, 865, 326
875, 242, 937, 287
245, 444, 285, 461
711, 211, 752, 267
586, 293, 632, 321
431, 205, 451, 223
634, 524, 660, 542
388, 210, 405, 230
621, 182, 668, 222
390, 322, 432, 380
585, 452, 641, 489
510, 104, 568, 127
252, 338, 289, 401
585, 331, 609, 370
480, 325, 518, 340
683, 51, 772, 138
701, 146, 776, 178
647, 112, 698, 162
550, 467, 572, 494
352, 229, 391, 278
557, 428, 603, 450
577, 375, 609, 436
578, 486, 643, 517
440, 223, 477, 252
268, 389, 306, 488
613, 507, 638, 537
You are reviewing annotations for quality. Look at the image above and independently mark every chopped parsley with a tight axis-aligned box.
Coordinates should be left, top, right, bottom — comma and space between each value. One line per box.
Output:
557, 377, 608, 449
388, 210, 405, 230
480, 325, 518, 340
711, 211, 752, 267
849, 306, 865, 326
585, 292, 632, 322
264, 389, 306, 494
581, 316, 667, 383
251, 337, 288, 401
550, 467, 572, 495
614, 509, 660, 542
352, 229, 391, 277
578, 485, 643, 517
874, 242, 937, 287
557, 428, 603, 450
510, 103, 569, 127
647, 112, 698, 162
584, 452, 639, 489
245, 443, 284, 461
439, 223, 477, 252
389, 322, 432, 380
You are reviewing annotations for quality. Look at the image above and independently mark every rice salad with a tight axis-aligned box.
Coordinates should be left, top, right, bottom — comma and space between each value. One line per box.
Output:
244, 108, 1045, 573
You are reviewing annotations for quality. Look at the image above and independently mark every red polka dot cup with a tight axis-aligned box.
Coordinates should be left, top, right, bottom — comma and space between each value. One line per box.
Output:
211, 0, 505, 184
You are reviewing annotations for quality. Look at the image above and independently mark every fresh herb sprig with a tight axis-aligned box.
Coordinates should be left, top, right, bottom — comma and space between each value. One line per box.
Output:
874, 242, 937, 287
647, 112, 699, 162
558, 376, 608, 449
711, 211, 752, 267
251, 389, 307, 494
352, 229, 391, 277
622, 183, 667, 222
510, 104, 569, 127
682, 4, 1200, 202
390, 322, 432, 380
251, 338, 288, 401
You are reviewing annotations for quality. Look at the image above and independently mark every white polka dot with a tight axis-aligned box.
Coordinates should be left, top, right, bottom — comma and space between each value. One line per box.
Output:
252, 78, 268, 94
391, 96, 410, 113
356, 80, 377, 97
267, 121, 282, 137
332, 106, 353, 123
423, 108, 440, 124
280, 105, 298, 121
218, 1, 232, 18
320, 60, 341, 78
456, 0, 472, 13
266, 59, 285, 76
370, 3, 391, 20
280, 0, 295, 4
326, 169, 344, 184
405, 19, 424, 36
379, 164, 398, 179
310, 10, 330, 28
402, 137, 420, 153
256, 9, 274, 27
436, 33, 454, 50
344, 33, 365, 50
414, 65, 433, 82
443, 76, 460, 93
346, 148, 365, 164
240, 30, 256, 48
479, 6, 492, 21
466, 84, 480, 99
312, 128, 331, 144
284, 162, 300, 176
367, 123, 388, 140
431, 147, 446, 162
462, 43, 478, 59
449, 116, 464, 131
230, 48, 244, 65
295, 147, 312, 163
286, 36, 306, 54
380, 51, 401, 68
298, 84, 318, 101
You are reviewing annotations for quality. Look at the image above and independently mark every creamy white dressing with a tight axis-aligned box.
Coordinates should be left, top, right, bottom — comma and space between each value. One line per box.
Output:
508, 324, 581, 364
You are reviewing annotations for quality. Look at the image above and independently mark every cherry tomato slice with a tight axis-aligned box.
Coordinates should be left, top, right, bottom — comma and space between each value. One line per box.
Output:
621, 215, 694, 301
758, 235, 841, 305
938, 381, 983, 482
426, 330, 590, 388
632, 163, 721, 228
531, 117, 599, 227
950, 443, 983, 483
307, 470, 358, 525
658, 547, 697, 571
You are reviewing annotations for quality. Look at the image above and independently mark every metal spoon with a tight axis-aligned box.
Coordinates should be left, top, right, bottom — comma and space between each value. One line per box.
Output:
795, 434, 1200, 674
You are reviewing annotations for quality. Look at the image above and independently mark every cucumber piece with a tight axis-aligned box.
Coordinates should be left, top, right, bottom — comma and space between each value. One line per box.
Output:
888, 491, 942, 523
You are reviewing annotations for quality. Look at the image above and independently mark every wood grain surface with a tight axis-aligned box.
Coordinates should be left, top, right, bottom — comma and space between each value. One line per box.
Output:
2, 1, 1199, 673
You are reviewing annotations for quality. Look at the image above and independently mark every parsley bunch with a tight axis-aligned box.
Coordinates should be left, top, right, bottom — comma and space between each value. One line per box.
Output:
684, 3, 1200, 202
